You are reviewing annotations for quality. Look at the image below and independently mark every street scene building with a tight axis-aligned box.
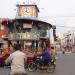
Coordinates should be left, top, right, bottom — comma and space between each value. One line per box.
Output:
60, 31, 75, 52
1, 1, 75, 75
0, 3, 56, 56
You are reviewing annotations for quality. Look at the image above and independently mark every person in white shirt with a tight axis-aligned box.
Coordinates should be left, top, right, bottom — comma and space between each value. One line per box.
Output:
5, 44, 27, 75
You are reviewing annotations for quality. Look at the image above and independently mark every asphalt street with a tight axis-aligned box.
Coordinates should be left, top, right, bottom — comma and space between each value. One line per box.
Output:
0, 52, 75, 75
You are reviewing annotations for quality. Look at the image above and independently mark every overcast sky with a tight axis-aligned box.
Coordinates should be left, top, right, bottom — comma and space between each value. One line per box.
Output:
0, 0, 75, 36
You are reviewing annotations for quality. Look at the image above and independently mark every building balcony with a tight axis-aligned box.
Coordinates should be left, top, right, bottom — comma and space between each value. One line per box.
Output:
8, 33, 40, 40
8, 32, 48, 41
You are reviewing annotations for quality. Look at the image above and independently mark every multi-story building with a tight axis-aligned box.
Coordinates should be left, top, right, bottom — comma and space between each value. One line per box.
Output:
60, 31, 75, 52
0, 3, 56, 55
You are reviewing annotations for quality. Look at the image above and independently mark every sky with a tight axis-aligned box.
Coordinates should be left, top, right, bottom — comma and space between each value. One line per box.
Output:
0, 0, 75, 36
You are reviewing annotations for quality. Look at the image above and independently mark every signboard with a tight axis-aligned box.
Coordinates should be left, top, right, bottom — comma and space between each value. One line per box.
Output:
23, 24, 32, 28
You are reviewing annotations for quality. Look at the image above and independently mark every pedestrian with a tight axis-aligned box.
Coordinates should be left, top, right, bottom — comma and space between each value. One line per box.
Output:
50, 46, 58, 61
5, 44, 27, 75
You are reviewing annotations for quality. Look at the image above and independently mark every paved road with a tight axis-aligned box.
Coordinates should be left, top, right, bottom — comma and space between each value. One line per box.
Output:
0, 53, 75, 75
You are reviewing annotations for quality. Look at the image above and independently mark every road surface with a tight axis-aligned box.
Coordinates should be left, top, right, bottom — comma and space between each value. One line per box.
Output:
0, 52, 75, 75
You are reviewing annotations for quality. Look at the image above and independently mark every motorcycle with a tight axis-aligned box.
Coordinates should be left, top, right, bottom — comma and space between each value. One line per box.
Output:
27, 56, 56, 73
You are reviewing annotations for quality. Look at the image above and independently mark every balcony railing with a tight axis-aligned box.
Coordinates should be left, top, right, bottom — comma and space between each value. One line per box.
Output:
8, 33, 40, 40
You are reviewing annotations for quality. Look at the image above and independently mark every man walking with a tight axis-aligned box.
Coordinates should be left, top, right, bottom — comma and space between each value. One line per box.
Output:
5, 44, 27, 75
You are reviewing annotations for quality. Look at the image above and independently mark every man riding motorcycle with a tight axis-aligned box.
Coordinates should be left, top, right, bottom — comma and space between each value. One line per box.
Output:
27, 47, 56, 73
33, 47, 52, 64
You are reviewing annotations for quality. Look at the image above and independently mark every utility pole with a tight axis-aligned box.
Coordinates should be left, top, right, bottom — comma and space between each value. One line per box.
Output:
52, 25, 56, 50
